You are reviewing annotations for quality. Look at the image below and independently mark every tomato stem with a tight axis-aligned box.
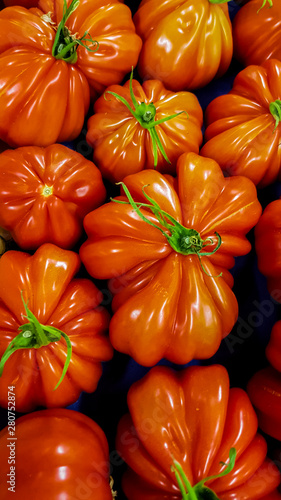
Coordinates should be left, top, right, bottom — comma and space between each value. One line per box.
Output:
257, 0, 273, 14
269, 99, 281, 132
105, 68, 188, 167
171, 448, 236, 500
0, 292, 72, 390
112, 183, 222, 277
42, 185, 53, 197
52, 0, 99, 63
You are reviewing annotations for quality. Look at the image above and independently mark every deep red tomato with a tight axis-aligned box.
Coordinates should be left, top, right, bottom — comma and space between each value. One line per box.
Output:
0, 244, 113, 412
266, 320, 281, 372
80, 152, 262, 367
233, 0, 281, 67
255, 199, 281, 299
0, 409, 114, 499
86, 76, 203, 182
133, 0, 233, 91
0, 144, 106, 250
116, 364, 281, 499
0, 0, 142, 147
247, 366, 281, 442
201, 59, 281, 187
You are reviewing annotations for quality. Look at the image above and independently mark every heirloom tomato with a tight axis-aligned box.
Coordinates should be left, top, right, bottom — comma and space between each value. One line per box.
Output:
201, 59, 281, 187
0, 409, 114, 500
0, 244, 113, 412
86, 74, 203, 182
80, 152, 262, 367
0, 0, 142, 147
233, 0, 280, 67
133, 0, 233, 91
116, 364, 281, 499
255, 199, 281, 298
248, 366, 281, 442
0, 144, 106, 250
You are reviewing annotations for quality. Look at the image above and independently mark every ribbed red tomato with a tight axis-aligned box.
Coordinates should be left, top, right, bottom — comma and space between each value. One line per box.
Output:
0, 409, 114, 499
86, 76, 203, 182
80, 152, 262, 366
0, 244, 113, 412
202, 59, 281, 187
0, 0, 142, 146
0, 144, 106, 250
233, 0, 281, 67
133, 0, 233, 91
116, 364, 281, 499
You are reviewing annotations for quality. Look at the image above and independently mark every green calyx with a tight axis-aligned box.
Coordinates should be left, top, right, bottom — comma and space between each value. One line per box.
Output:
269, 99, 281, 131
0, 292, 72, 390
208, 0, 231, 4
172, 448, 237, 500
51, 0, 99, 63
112, 183, 222, 277
257, 0, 273, 14
105, 67, 189, 167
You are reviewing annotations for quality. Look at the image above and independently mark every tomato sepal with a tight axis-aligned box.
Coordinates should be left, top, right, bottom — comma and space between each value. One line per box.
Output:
52, 0, 99, 63
172, 448, 236, 500
0, 293, 72, 390
105, 68, 188, 167
269, 99, 281, 131
113, 182, 222, 277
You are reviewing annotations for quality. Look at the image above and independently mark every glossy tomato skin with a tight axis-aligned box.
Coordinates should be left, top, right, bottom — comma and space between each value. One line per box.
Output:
86, 78, 203, 182
201, 59, 281, 187
255, 199, 281, 298
133, 0, 233, 91
0, 0, 142, 147
247, 366, 281, 442
233, 0, 281, 66
116, 364, 280, 499
80, 152, 262, 367
0, 244, 113, 412
0, 144, 106, 250
0, 409, 113, 500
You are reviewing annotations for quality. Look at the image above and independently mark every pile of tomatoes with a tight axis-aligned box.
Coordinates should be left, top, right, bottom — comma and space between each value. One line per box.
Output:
0, 0, 281, 498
